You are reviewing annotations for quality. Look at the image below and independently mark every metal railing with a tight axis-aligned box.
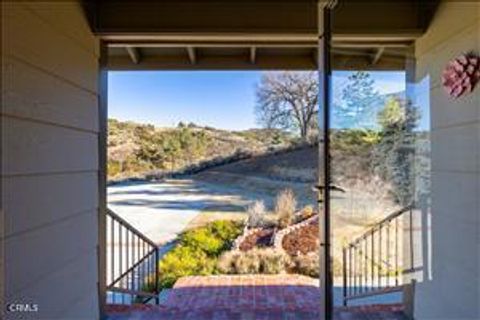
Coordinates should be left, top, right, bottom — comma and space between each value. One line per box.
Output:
106, 208, 159, 304
342, 205, 415, 306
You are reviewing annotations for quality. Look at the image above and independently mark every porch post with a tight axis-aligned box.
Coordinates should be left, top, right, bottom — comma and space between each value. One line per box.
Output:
98, 40, 108, 319
317, 1, 335, 319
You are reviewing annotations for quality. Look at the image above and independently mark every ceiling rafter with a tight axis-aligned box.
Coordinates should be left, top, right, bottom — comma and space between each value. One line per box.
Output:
125, 46, 141, 64
371, 46, 385, 65
187, 46, 196, 64
250, 47, 256, 64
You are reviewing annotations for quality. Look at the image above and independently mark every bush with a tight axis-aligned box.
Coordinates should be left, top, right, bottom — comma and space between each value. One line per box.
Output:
217, 249, 292, 275
180, 220, 243, 256
181, 228, 225, 256
158, 220, 243, 290
246, 200, 267, 228
208, 220, 244, 242
159, 246, 217, 289
275, 189, 297, 228
293, 252, 319, 277
297, 205, 315, 222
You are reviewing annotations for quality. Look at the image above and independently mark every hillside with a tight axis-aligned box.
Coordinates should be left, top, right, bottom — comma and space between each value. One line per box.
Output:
193, 145, 318, 208
107, 119, 295, 180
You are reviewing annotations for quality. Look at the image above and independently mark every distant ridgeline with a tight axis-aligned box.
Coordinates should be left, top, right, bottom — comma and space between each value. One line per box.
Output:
107, 119, 303, 182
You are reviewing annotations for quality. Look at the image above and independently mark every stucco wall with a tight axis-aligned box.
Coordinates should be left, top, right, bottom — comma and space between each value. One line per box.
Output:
412, 2, 480, 319
1, 2, 100, 319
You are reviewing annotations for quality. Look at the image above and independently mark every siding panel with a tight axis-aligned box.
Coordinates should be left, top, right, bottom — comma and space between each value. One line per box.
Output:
5, 209, 97, 296
2, 117, 98, 175
2, 172, 98, 238
1, 2, 100, 319
2, 3, 98, 93
2, 57, 98, 132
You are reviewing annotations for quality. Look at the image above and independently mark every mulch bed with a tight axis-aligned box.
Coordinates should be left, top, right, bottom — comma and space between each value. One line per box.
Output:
282, 222, 319, 256
239, 229, 274, 251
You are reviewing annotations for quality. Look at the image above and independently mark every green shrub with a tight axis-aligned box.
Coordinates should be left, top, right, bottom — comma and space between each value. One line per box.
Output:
181, 228, 225, 256
208, 220, 243, 242
159, 246, 216, 289
107, 161, 122, 177
180, 220, 243, 256
158, 220, 243, 290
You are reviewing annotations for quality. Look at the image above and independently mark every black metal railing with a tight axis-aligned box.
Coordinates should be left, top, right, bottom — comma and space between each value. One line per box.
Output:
106, 208, 159, 305
342, 205, 415, 306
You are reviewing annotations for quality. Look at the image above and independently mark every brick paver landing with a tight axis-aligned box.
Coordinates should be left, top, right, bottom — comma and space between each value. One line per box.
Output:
106, 275, 406, 320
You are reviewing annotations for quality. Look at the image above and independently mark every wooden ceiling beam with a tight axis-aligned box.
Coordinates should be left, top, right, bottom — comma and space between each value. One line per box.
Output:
371, 47, 385, 65
186, 46, 196, 64
250, 47, 256, 64
125, 46, 141, 64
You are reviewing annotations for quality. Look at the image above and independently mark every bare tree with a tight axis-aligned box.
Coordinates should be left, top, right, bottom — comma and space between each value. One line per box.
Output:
255, 72, 318, 140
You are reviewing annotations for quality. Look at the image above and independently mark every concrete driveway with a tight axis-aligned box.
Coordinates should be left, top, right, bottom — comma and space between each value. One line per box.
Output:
107, 179, 250, 244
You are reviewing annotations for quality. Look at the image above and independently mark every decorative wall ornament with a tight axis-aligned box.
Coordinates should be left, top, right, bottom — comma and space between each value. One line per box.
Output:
441, 53, 480, 98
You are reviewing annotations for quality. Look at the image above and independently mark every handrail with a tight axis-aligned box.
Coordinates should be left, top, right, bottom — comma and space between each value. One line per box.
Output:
107, 208, 157, 247
348, 205, 413, 246
106, 208, 159, 305
342, 204, 417, 306
109, 247, 156, 288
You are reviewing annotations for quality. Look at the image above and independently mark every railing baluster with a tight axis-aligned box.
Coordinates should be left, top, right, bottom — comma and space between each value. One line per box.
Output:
106, 209, 159, 305
386, 222, 390, 287
352, 245, 356, 295
410, 207, 414, 270
131, 234, 135, 293
395, 217, 399, 286
126, 229, 129, 290
348, 245, 352, 297
111, 217, 115, 285
155, 247, 159, 304
343, 247, 347, 306
118, 221, 122, 286
378, 225, 382, 289
363, 237, 367, 292
358, 240, 363, 293
341, 206, 413, 305
371, 229, 374, 290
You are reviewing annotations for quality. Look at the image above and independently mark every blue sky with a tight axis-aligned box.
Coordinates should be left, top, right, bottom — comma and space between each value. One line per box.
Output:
108, 71, 406, 130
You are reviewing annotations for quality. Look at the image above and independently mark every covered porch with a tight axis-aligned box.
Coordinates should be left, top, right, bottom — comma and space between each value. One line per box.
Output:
2, 1, 479, 319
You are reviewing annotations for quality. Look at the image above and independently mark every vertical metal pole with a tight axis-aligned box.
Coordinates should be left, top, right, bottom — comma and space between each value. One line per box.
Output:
119, 222, 122, 283
111, 219, 115, 284
364, 238, 368, 292
359, 242, 362, 294
386, 222, 390, 287
348, 246, 352, 298
98, 40, 108, 319
395, 218, 399, 286
155, 247, 159, 304
342, 248, 347, 306
378, 225, 382, 289
371, 230, 375, 289
318, 2, 334, 319
353, 245, 357, 295
119, 224, 123, 304
410, 208, 414, 270
131, 235, 135, 292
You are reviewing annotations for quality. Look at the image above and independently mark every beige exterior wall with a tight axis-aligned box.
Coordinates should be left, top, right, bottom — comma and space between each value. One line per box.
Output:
1, 2, 100, 319
412, 2, 480, 319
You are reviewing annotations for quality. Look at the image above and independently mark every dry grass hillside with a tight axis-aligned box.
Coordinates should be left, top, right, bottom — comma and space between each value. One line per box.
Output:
108, 119, 295, 180
193, 146, 318, 208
